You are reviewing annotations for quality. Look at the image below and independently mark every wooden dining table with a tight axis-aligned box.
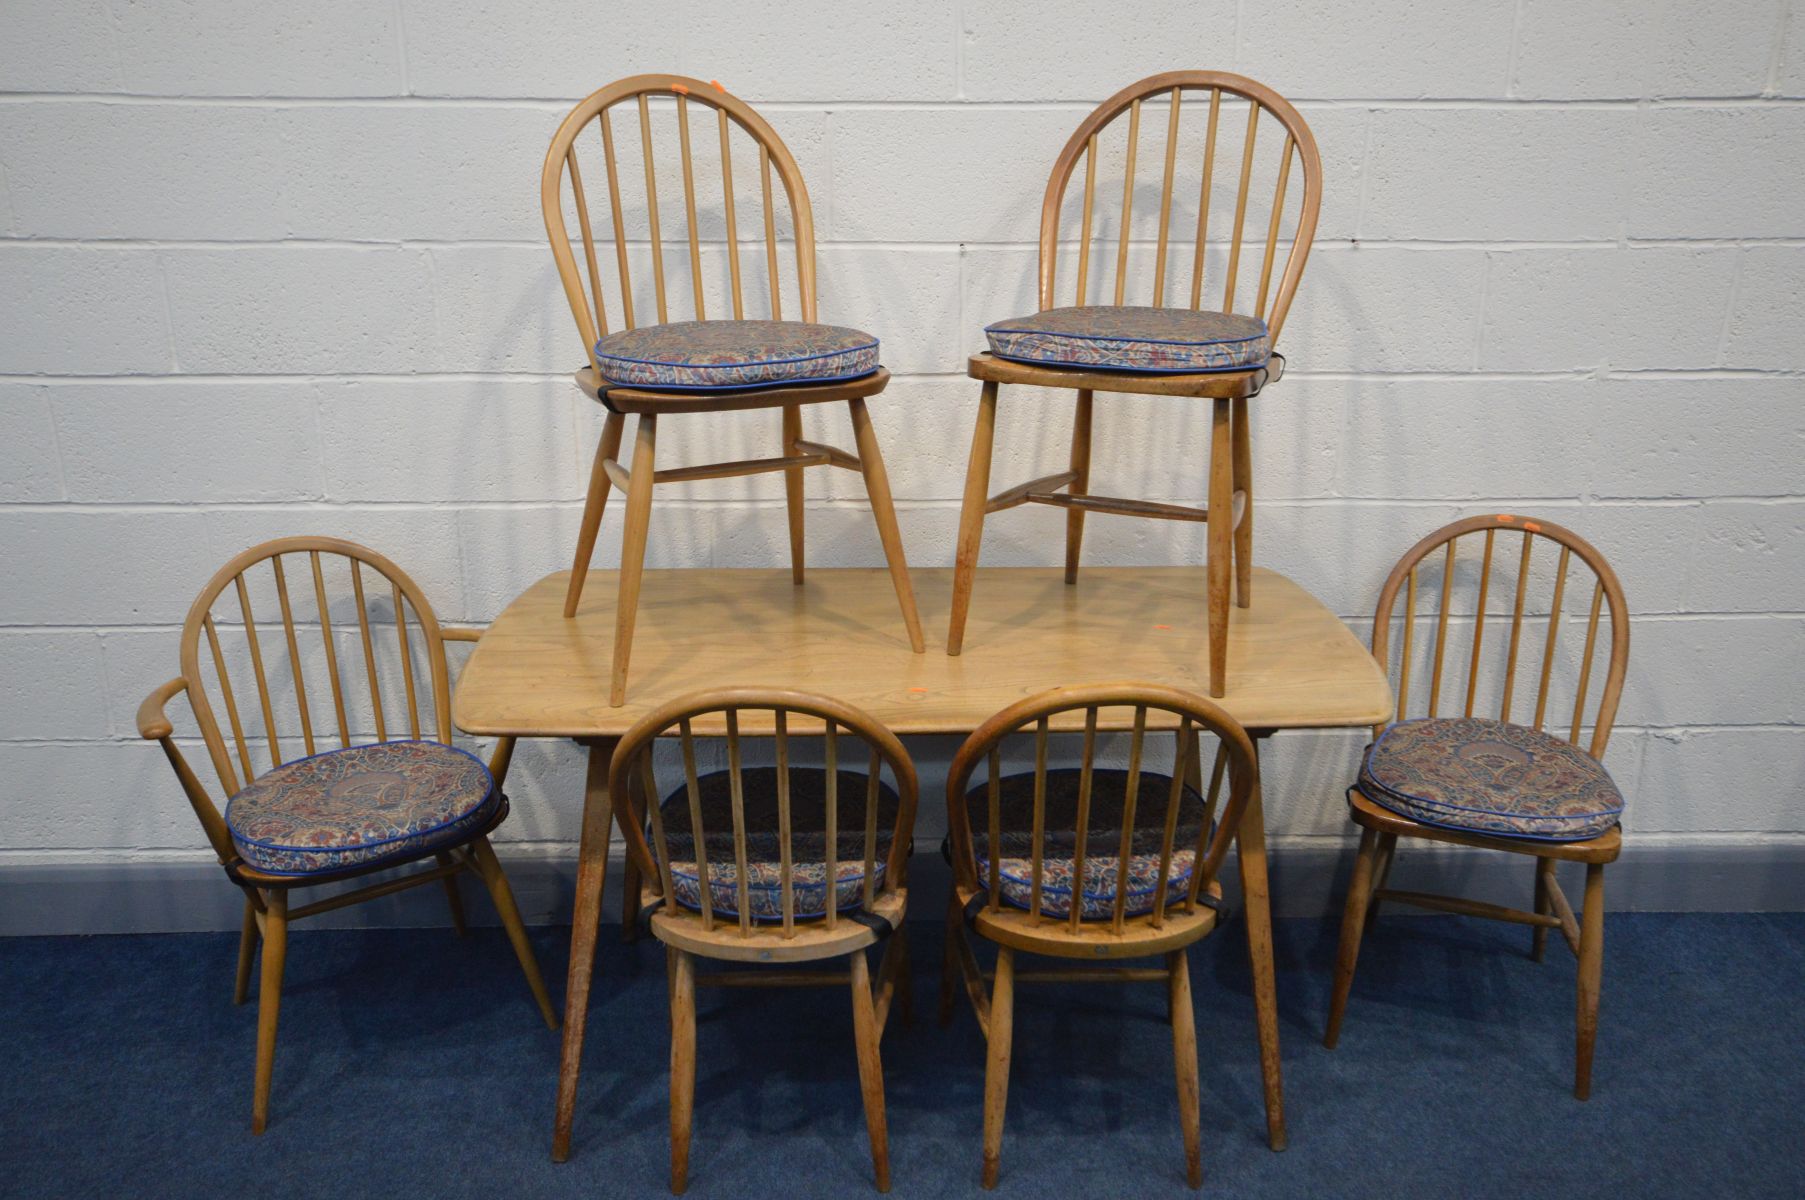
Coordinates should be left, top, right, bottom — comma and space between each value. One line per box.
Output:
454, 564, 1392, 1161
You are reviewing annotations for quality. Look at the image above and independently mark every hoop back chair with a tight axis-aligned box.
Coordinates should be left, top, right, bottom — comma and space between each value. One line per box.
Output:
1323, 514, 1631, 1099
543, 76, 924, 705
939, 684, 1259, 1189
135, 537, 556, 1133
609, 689, 920, 1193
946, 71, 1323, 698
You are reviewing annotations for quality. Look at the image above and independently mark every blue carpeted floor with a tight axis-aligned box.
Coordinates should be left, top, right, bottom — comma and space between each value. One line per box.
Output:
2, 911, 1801, 1198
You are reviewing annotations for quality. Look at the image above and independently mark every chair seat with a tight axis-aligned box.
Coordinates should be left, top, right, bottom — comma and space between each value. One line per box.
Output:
225, 741, 498, 876
966, 769, 1211, 920
659, 767, 900, 920
984, 305, 1269, 374
594, 319, 879, 391
1359, 717, 1624, 842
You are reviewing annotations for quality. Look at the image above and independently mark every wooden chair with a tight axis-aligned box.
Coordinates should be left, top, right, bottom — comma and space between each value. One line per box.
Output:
135, 537, 557, 1133
610, 688, 920, 1193
1323, 514, 1632, 1099
938, 683, 1259, 1189
946, 71, 1322, 697
543, 75, 924, 705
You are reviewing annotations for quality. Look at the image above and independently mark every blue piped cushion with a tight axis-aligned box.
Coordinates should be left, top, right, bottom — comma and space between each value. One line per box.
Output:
594, 319, 879, 390
657, 768, 899, 920
1359, 718, 1624, 841
965, 769, 1212, 920
225, 741, 498, 875
985, 305, 1270, 374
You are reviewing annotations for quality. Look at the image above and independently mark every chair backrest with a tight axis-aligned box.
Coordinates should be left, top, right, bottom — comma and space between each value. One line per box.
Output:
1036, 71, 1322, 343
945, 684, 1259, 935
542, 74, 821, 371
1372, 514, 1632, 758
610, 688, 919, 939
178, 537, 454, 802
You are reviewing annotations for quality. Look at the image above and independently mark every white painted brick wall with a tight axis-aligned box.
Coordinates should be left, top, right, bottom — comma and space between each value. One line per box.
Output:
2, 1, 1802, 884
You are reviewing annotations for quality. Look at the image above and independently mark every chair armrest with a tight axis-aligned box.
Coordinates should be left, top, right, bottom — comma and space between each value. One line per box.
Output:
441, 626, 485, 644
138, 677, 189, 740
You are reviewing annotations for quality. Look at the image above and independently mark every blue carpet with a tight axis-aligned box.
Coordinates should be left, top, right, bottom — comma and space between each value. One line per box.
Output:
1, 911, 1800, 1198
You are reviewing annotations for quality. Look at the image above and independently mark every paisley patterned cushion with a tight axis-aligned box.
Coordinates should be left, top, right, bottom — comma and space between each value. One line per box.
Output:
594, 319, 879, 390
985, 305, 1270, 374
965, 769, 1211, 920
656, 767, 899, 920
225, 741, 498, 875
1359, 718, 1624, 841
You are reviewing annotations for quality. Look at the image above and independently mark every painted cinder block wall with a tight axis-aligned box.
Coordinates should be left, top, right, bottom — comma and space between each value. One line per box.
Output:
2, 1, 1802, 930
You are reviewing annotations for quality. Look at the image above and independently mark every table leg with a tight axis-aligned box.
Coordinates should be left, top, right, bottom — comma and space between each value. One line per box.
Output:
1240, 736, 1286, 1151
552, 737, 619, 1163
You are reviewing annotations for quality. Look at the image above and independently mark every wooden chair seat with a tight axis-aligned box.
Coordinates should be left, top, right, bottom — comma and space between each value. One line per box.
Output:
964, 879, 1222, 960
967, 352, 1269, 399
224, 740, 501, 876
652, 887, 907, 963
1347, 787, 1622, 864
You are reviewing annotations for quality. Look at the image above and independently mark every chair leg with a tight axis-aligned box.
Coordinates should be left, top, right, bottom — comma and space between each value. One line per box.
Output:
1168, 948, 1203, 1189
564, 411, 626, 618
609, 413, 659, 707
1324, 827, 1381, 1050
848, 397, 925, 654
1574, 863, 1605, 1100
1205, 399, 1233, 697
980, 944, 1015, 1189
621, 851, 644, 944
1365, 832, 1397, 928
250, 889, 288, 1135
233, 894, 258, 1005
938, 892, 962, 1028
669, 947, 697, 1195
1230, 395, 1252, 609
782, 403, 806, 584
435, 851, 469, 936
850, 948, 893, 1192
1533, 856, 1556, 962
948, 381, 1000, 656
1064, 389, 1093, 584
891, 927, 913, 1029
469, 835, 558, 1030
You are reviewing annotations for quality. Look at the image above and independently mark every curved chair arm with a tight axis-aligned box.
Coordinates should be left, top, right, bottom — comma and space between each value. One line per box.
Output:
138, 676, 238, 866
138, 676, 189, 740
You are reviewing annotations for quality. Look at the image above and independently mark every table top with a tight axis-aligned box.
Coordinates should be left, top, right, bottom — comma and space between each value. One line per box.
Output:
454, 566, 1392, 738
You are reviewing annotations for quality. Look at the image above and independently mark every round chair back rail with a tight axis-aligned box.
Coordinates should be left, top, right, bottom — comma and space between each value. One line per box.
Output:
542, 74, 820, 367
609, 687, 921, 947
1036, 70, 1324, 342
1369, 513, 1632, 759
945, 683, 1258, 943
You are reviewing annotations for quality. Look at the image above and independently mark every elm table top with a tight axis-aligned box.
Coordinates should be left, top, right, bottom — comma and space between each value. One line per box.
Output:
454, 566, 1392, 738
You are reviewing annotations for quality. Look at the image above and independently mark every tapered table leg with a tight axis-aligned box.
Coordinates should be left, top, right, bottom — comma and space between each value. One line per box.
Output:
552, 736, 620, 1162
1240, 735, 1286, 1150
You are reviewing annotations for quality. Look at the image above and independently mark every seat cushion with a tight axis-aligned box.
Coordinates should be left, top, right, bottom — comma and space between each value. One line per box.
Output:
965, 769, 1212, 920
657, 767, 900, 920
1359, 718, 1624, 841
593, 319, 879, 390
225, 741, 498, 875
985, 305, 1270, 374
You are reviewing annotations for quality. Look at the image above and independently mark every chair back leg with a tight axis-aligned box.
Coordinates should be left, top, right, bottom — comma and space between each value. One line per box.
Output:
610, 413, 660, 706
469, 836, 558, 1029
434, 851, 469, 935
1204, 399, 1234, 696
847, 398, 925, 654
1230, 396, 1253, 608
1324, 827, 1380, 1049
233, 894, 258, 1006
782, 404, 807, 584
1063, 390, 1094, 583
1574, 863, 1605, 1099
1168, 948, 1203, 1189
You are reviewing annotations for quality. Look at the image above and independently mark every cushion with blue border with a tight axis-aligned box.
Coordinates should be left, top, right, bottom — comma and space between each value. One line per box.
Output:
657, 767, 900, 920
985, 305, 1269, 374
964, 768, 1212, 920
225, 740, 498, 875
594, 319, 879, 391
1358, 717, 1624, 841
